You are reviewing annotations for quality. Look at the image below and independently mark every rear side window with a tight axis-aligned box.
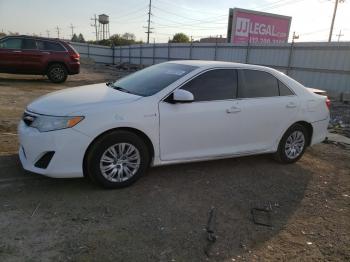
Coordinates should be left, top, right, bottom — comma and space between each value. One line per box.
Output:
278, 80, 294, 96
22, 39, 37, 50
37, 41, 65, 51
181, 69, 237, 102
238, 70, 279, 98
0, 38, 22, 49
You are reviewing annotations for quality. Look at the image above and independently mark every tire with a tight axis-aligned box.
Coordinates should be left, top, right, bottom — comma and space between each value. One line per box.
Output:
85, 130, 150, 189
47, 64, 68, 83
274, 124, 309, 164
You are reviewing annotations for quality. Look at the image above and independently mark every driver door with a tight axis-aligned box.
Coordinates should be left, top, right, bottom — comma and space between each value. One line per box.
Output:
159, 69, 241, 161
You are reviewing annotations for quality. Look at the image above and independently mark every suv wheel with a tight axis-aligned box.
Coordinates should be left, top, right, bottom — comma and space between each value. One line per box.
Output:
47, 64, 68, 83
274, 124, 309, 164
85, 130, 150, 188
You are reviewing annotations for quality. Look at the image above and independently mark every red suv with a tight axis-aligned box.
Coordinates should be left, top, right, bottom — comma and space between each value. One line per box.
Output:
0, 35, 80, 83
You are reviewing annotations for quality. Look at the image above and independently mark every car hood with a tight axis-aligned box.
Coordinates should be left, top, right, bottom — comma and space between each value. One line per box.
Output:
27, 83, 142, 115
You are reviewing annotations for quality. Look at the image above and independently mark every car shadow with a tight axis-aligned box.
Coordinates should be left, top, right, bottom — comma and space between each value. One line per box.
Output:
0, 153, 315, 261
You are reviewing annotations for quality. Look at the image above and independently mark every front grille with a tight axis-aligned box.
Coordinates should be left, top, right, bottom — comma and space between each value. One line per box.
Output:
22, 112, 36, 126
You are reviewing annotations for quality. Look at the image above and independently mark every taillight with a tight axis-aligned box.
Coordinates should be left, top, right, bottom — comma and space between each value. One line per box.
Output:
326, 97, 331, 109
70, 53, 80, 62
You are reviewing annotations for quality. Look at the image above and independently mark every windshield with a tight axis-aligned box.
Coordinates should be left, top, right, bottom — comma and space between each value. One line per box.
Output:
111, 63, 197, 96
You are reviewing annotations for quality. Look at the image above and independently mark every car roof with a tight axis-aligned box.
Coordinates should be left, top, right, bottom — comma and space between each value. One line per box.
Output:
167, 60, 272, 71
4, 35, 63, 42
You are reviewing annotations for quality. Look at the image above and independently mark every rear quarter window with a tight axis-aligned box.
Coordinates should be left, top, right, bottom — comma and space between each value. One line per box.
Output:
37, 41, 66, 51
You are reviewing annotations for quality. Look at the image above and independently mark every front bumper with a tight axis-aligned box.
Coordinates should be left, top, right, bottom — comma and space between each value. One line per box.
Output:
18, 121, 91, 178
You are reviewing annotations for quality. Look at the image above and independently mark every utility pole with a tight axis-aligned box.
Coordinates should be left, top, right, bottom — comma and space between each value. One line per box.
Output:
292, 31, 299, 43
145, 0, 153, 44
46, 30, 50, 38
69, 23, 75, 38
56, 26, 60, 39
91, 14, 98, 41
336, 29, 344, 41
328, 0, 345, 42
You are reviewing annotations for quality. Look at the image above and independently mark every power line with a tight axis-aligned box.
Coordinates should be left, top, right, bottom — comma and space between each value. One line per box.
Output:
336, 29, 344, 41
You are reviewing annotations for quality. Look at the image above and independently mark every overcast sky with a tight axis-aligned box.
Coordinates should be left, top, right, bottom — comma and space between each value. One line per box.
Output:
0, 0, 349, 42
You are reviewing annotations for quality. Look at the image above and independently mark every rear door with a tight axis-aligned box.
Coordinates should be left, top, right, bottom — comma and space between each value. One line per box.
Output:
234, 69, 299, 152
0, 37, 23, 73
19, 38, 43, 73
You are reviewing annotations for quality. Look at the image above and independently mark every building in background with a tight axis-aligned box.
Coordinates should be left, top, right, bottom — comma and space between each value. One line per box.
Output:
200, 36, 227, 43
227, 8, 292, 44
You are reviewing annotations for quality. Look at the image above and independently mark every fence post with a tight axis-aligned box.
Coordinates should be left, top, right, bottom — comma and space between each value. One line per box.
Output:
245, 39, 250, 64
167, 42, 170, 61
87, 43, 90, 58
286, 42, 294, 76
128, 45, 131, 64
119, 47, 122, 63
112, 44, 115, 65
153, 42, 156, 64
214, 39, 218, 61
140, 44, 142, 65
189, 42, 193, 60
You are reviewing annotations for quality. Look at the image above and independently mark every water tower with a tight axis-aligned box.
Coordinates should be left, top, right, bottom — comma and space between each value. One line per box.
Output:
98, 14, 110, 40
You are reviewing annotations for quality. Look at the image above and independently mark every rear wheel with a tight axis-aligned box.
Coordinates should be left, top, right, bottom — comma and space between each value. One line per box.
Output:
47, 64, 68, 83
274, 124, 309, 163
85, 130, 150, 188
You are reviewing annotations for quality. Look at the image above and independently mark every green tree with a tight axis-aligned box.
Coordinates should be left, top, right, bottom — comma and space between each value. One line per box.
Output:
71, 33, 79, 42
169, 33, 190, 43
78, 33, 85, 43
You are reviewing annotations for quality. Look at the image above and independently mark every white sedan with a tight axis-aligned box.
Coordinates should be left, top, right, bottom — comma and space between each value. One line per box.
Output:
18, 61, 330, 188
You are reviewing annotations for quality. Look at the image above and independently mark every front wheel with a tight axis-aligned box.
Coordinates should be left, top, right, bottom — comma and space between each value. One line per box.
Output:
274, 124, 309, 164
85, 131, 150, 188
47, 64, 68, 83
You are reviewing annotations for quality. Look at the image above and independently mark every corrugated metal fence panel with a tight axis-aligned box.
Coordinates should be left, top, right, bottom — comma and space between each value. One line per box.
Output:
154, 44, 169, 64
248, 44, 290, 67
216, 44, 246, 63
292, 42, 350, 71
192, 44, 216, 60
169, 43, 190, 60
70, 42, 350, 96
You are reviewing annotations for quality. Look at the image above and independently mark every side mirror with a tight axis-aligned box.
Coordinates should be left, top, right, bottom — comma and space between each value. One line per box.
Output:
172, 89, 194, 103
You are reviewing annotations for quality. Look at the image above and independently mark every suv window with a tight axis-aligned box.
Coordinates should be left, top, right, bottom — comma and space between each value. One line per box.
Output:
37, 40, 65, 51
22, 39, 37, 50
278, 80, 294, 96
181, 69, 237, 102
0, 38, 22, 49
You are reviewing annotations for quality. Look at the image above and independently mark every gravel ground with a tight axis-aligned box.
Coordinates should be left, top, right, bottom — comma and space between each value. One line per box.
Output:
0, 65, 349, 261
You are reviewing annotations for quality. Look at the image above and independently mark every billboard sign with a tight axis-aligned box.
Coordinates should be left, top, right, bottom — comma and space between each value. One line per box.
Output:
227, 8, 292, 44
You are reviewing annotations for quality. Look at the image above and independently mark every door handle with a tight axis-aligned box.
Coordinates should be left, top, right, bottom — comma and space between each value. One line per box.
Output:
12, 50, 22, 53
226, 106, 241, 114
286, 102, 297, 108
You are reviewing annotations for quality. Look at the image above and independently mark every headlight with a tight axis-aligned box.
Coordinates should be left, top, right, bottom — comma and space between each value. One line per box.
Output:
29, 114, 84, 132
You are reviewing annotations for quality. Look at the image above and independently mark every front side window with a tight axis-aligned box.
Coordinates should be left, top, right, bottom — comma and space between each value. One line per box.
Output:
0, 38, 22, 49
22, 39, 37, 50
112, 63, 197, 96
238, 70, 279, 98
181, 69, 237, 102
